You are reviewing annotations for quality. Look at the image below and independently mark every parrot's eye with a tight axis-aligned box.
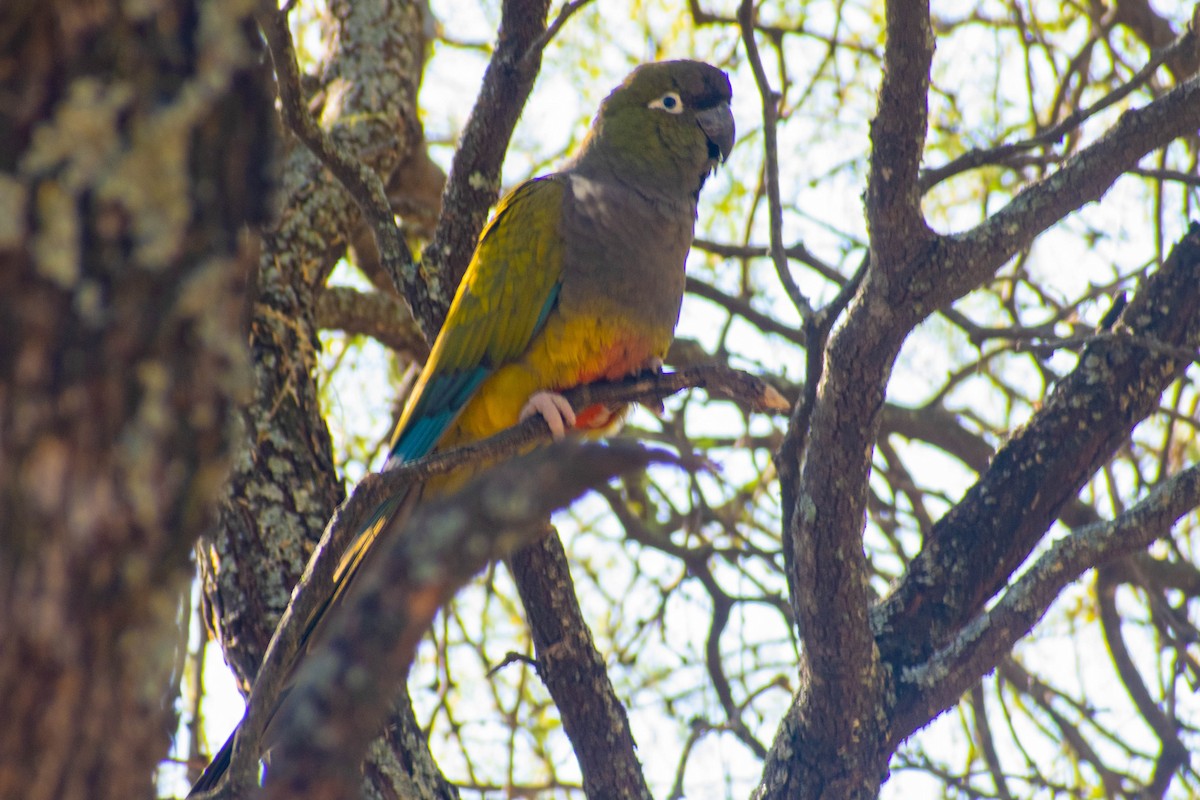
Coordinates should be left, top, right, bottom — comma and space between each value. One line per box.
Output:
648, 92, 684, 114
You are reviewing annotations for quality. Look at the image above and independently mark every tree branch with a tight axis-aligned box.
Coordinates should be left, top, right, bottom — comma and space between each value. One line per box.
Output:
1112, 0, 1200, 83
937, 70, 1200, 311
256, 4, 418, 301
686, 276, 805, 345
315, 285, 429, 357
200, 1, 443, 796
1096, 566, 1190, 797
866, 0, 934, 262
876, 222, 1200, 684
918, 24, 1198, 193
757, 7, 938, 789
738, 0, 811, 318
212, 364, 785, 794
894, 463, 1200, 741
262, 441, 674, 799
691, 237, 846, 286
509, 531, 654, 800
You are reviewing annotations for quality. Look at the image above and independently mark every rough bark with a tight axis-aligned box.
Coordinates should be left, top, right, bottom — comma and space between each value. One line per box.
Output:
0, 0, 272, 797
880, 223, 1200, 735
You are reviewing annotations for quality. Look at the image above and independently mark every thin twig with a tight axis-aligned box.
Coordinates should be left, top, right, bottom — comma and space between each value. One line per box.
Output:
686, 277, 805, 345
919, 24, 1199, 192
692, 237, 846, 285
522, 0, 594, 66
737, 0, 812, 319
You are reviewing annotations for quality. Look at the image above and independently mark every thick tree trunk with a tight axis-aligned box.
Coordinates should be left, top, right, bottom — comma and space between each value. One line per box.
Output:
0, 1, 273, 798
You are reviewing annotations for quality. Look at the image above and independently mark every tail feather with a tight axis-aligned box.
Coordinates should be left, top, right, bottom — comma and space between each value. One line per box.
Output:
187, 488, 419, 796
187, 725, 236, 796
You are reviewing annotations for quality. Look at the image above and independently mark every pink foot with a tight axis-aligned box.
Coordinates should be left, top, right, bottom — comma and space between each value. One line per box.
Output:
520, 391, 576, 439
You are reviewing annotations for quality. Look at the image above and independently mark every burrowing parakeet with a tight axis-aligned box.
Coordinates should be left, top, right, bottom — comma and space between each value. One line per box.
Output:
393, 58, 735, 459
190, 59, 733, 795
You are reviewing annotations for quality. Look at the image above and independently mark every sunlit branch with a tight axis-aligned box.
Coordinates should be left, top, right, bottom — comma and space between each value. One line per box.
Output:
895, 463, 1200, 741
255, 3, 422, 323
738, 0, 811, 320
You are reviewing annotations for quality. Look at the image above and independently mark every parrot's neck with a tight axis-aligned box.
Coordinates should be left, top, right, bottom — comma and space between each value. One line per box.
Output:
568, 140, 707, 208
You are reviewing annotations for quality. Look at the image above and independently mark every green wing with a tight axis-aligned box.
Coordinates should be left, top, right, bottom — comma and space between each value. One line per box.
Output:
387, 175, 567, 464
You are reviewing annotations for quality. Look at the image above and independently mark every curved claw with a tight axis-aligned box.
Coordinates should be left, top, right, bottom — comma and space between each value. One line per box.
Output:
642, 356, 664, 374
520, 391, 577, 439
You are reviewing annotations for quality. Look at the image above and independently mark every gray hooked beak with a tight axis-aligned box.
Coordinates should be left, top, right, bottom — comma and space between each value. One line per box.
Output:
697, 101, 735, 163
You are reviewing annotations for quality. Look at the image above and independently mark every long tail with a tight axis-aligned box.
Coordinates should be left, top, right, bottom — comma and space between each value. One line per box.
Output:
187, 726, 235, 795
187, 487, 419, 796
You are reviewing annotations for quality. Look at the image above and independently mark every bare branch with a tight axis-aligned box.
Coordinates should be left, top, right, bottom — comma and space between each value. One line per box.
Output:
919, 24, 1198, 192
876, 224, 1200, 682
256, 5, 419, 307
1112, 0, 1200, 82
970, 684, 1015, 800
315, 286, 429, 356
419, 0, 554, 332
261, 441, 674, 799
523, 0, 595, 65
1096, 568, 1190, 797
938, 71, 1200, 311
738, 0, 812, 318
765, 22, 938, 786
1130, 166, 1200, 187
686, 276, 805, 345
691, 238, 846, 285
208, 364, 785, 795
509, 531, 654, 800
895, 463, 1200, 742
866, 0, 935, 262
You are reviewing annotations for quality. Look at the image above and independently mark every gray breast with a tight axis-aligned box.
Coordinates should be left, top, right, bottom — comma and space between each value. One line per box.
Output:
558, 174, 697, 332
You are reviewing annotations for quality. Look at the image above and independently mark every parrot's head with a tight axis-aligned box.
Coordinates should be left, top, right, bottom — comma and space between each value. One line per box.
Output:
574, 60, 735, 200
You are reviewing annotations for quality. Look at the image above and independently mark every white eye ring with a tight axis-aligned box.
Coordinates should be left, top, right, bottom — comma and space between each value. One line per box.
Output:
648, 92, 684, 114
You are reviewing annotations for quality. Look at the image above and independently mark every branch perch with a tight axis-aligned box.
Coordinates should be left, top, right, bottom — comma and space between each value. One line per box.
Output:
213, 363, 785, 795
261, 440, 676, 799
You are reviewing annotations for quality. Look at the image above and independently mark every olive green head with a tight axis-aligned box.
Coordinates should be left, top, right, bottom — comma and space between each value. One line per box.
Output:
572, 60, 735, 199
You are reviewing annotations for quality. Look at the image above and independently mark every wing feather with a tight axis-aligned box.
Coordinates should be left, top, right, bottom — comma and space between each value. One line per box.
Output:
387, 176, 566, 464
